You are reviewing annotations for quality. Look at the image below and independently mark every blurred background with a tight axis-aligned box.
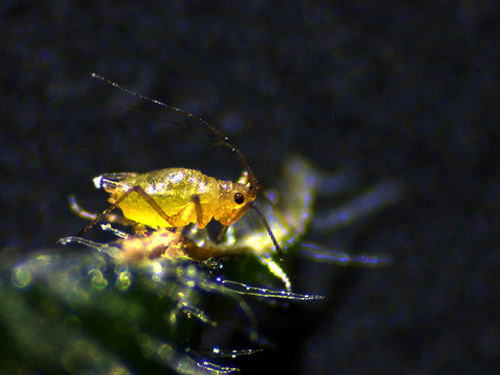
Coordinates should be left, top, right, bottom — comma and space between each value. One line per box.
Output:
2, 1, 499, 374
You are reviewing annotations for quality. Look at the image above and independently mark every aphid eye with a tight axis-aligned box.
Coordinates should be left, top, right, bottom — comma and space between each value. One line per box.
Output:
234, 192, 245, 205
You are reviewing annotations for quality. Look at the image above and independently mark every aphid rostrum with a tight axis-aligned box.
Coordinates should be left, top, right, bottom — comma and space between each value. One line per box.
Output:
80, 73, 283, 258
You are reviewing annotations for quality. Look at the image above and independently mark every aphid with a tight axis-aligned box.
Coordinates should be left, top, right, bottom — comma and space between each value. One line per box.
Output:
65, 155, 396, 291
79, 73, 282, 258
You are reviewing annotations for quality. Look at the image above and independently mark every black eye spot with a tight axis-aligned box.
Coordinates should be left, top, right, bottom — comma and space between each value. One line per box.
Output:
234, 192, 245, 205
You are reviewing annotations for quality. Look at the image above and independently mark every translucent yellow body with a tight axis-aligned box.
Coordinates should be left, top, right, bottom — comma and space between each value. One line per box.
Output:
99, 168, 256, 229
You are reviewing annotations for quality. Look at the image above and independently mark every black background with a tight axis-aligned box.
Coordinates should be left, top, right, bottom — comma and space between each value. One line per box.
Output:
2, 1, 499, 374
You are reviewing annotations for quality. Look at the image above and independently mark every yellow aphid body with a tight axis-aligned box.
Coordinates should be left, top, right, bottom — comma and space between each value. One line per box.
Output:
95, 168, 257, 229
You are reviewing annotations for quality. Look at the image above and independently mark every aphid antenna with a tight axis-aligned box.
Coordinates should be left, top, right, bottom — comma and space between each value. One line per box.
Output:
90, 72, 259, 192
89, 72, 283, 260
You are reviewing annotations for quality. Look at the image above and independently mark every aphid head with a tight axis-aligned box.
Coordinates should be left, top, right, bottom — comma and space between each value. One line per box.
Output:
216, 179, 256, 226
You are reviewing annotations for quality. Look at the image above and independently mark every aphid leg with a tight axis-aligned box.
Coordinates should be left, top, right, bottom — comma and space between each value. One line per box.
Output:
112, 186, 181, 227
191, 194, 205, 228
57, 236, 104, 248
216, 225, 229, 243
77, 202, 120, 236
69, 195, 96, 220
70, 196, 131, 226
99, 223, 131, 239
78, 185, 179, 236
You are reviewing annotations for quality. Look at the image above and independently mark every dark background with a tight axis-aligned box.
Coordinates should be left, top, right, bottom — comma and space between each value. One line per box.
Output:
2, 1, 499, 374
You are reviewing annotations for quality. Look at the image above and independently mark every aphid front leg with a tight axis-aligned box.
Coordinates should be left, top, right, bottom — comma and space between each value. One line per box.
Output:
216, 225, 229, 243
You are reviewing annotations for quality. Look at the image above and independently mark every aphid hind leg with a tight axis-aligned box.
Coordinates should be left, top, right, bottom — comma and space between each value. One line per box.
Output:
70, 196, 132, 230
69, 196, 98, 221
77, 185, 179, 236
116, 185, 180, 227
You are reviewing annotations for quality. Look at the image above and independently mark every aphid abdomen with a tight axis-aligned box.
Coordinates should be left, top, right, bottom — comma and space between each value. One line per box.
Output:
108, 168, 220, 228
